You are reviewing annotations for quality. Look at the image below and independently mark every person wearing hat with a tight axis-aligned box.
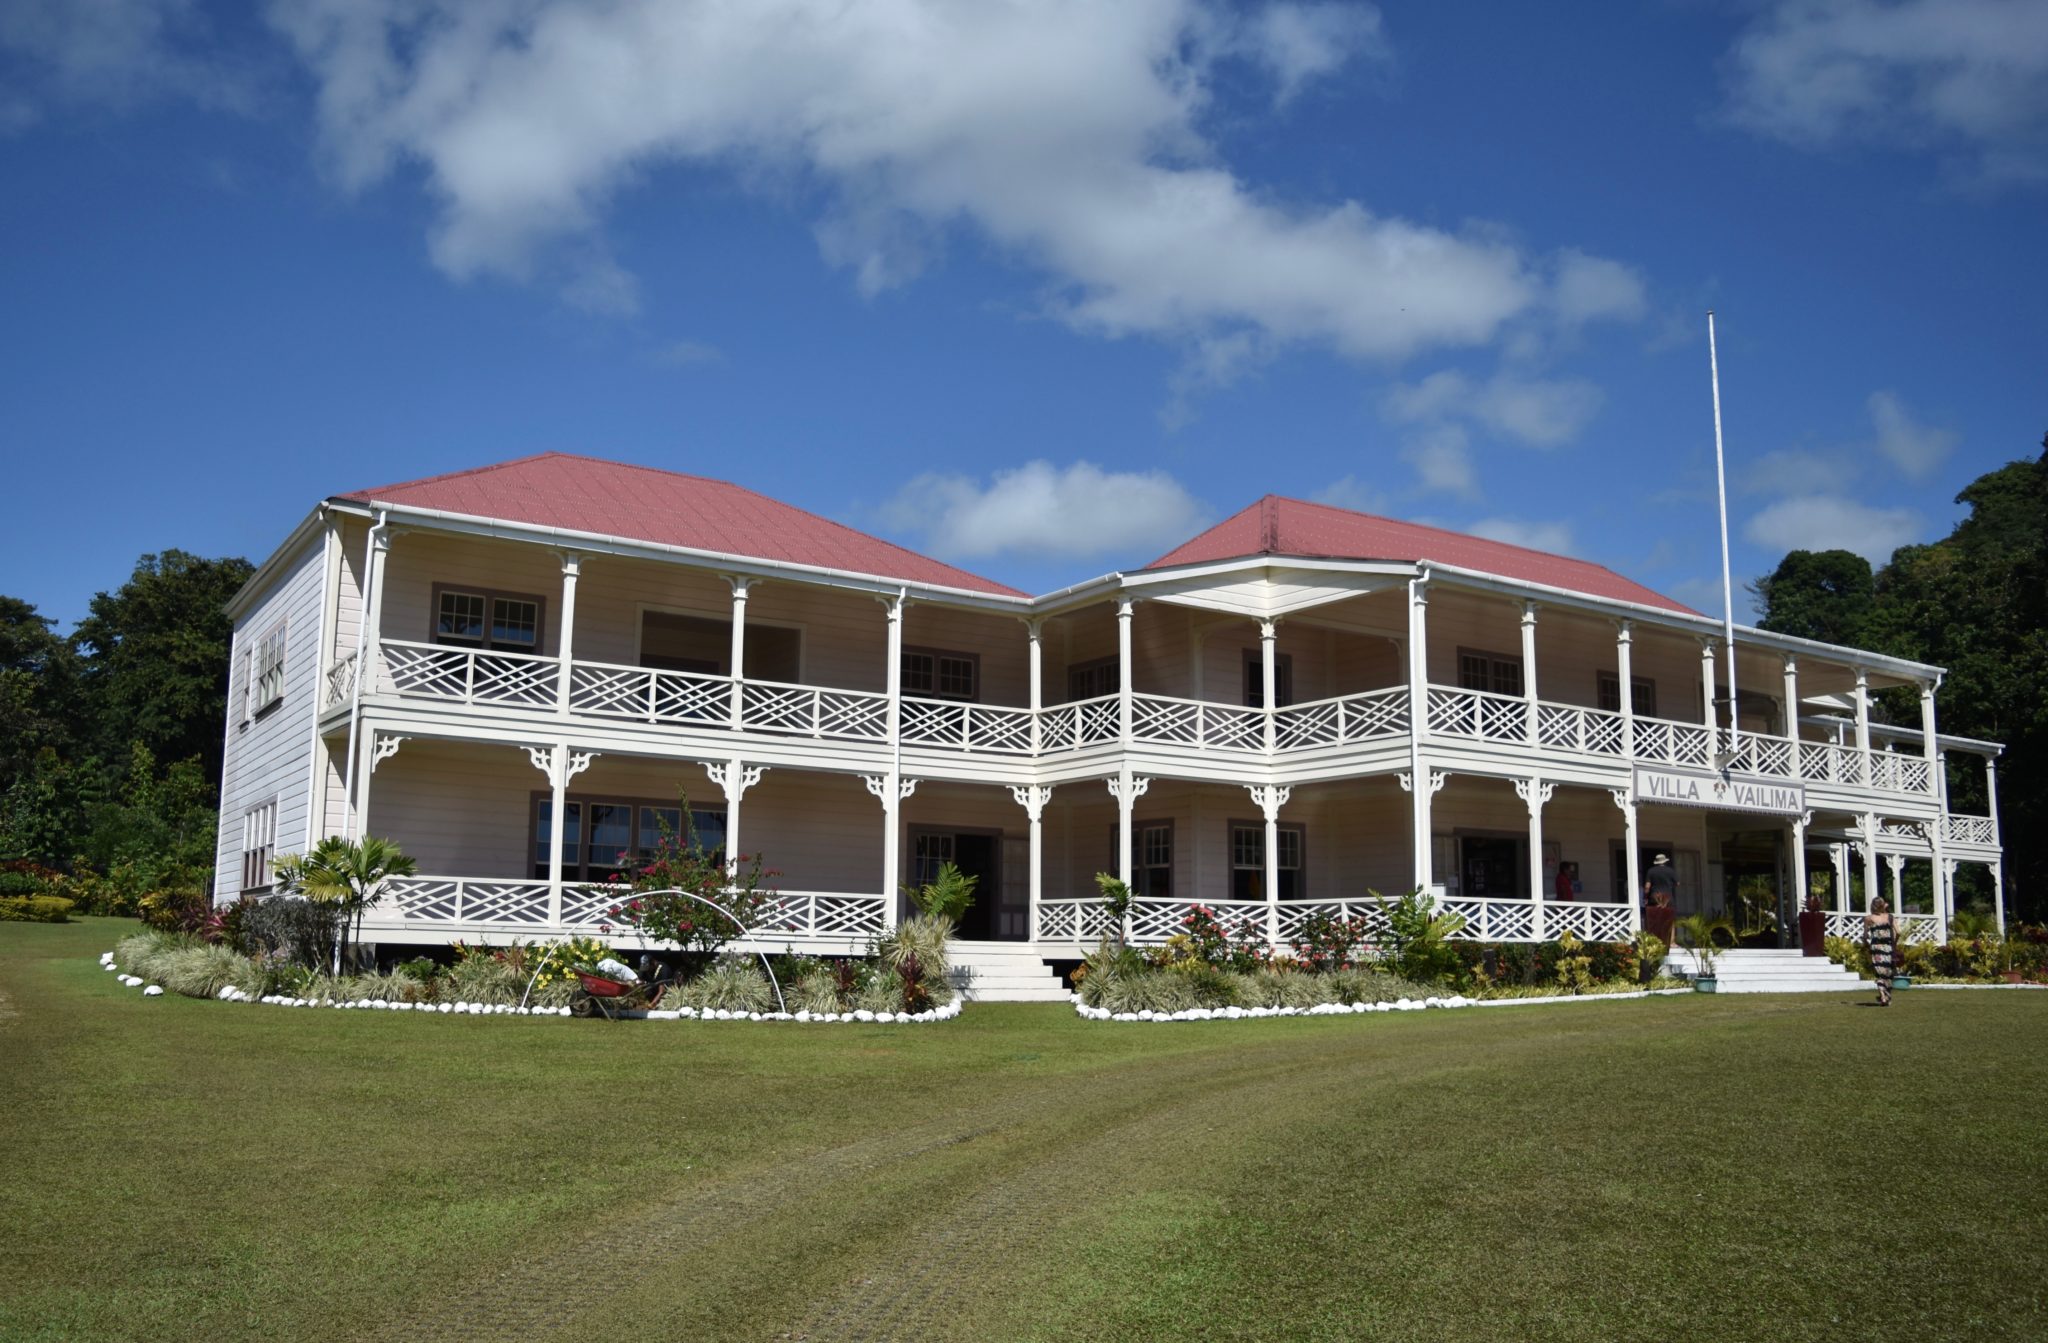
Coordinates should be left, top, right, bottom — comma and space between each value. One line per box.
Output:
1644, 852, 1677, 908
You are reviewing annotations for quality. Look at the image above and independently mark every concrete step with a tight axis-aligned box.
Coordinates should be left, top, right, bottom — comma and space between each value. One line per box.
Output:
947, 941, 1067, 1002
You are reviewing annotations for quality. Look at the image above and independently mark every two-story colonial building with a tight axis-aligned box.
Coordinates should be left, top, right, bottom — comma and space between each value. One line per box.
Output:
215, 453, 2007, 996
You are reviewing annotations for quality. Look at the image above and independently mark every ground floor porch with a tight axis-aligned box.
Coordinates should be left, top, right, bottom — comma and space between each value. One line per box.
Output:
324, 731, 1981, 956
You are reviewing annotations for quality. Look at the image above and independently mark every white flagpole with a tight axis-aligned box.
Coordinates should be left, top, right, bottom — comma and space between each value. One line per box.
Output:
1708, 311, 1738, 770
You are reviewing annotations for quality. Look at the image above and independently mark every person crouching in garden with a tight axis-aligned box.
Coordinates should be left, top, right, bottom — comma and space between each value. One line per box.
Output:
1865, 896, 1898, 1007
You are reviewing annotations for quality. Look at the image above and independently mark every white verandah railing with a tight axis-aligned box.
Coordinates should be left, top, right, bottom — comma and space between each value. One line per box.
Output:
343, 646, 1941, 794
1033, 895, 1636, 947
370, 875, 890, 943
1945, 814, 1996, 846
1822, 911, 1942, 946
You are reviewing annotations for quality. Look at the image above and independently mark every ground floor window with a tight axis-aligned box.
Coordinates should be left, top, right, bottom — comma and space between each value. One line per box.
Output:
1109, 820, 1173, 898
532, 794, 725, 880
1229, 822, 1304, 900
240, 800, 276, 893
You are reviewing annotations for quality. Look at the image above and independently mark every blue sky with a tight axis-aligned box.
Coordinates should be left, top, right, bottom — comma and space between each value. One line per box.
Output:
3, 0, 2043, 630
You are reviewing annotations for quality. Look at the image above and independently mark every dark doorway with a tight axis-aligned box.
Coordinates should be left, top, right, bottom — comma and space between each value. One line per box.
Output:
1460, 834, 1523, 900
910, 827, 1014, 942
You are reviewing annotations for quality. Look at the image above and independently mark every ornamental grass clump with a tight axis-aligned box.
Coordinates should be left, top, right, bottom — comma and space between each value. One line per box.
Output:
677, 956, 774, 1012
155, 944, 245, 999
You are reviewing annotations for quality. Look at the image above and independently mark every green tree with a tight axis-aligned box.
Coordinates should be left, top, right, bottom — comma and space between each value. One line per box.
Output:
1751, 550, 1875, 647
71, 550, 253, 787
273, 836, 419, 973
1754, 435, 2048, 921
0, 597, 77, 792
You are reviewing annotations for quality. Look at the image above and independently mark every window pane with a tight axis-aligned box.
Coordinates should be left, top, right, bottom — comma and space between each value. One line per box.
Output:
1276, 829, 1302, 870
1231, 826, 1262, 868
1142, 825, 1171, 867
902, 652, 934, 693
639, 806, 684, 850
493, 598, 538, 646
688, 808, 727, 856
535, 801, 581, 875
937, 656, 975, 698
588, 804, 632, 872
1459, 654, 1490, 692
438, 592, 485, 640
1493, 660, 1524, 697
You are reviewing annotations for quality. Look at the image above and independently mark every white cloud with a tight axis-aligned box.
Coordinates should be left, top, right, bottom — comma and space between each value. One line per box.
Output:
1467, 517, 1575, 555
1724, 0, 2048, 184
1383, 368, 1603, 448
1867, 389, 1956, 477
1744, 448, 1841, 497
651, 339, 725, 367
1744, 494, 1923, 564
0, 0, 257, 118
263, 0, 1643, 363
1551, 250, 1648, 328
880, 460, 1210, 560
1401, 424, 1477, 498
1312, 474, 1389, 514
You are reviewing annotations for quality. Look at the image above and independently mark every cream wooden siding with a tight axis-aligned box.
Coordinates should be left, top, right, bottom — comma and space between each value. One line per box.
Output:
213, 538, 327, 899
904, 606, 1031, 707
332, 515, 367, 672
379, 532, 566, 653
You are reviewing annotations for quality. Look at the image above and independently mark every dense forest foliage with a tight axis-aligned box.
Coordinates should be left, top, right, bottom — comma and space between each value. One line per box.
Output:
0, 551, 252, 909
1753, 435, 2046, 921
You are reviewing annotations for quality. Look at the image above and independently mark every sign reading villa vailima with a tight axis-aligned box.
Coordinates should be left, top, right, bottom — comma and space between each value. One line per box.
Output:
1632, 767, 1806, 816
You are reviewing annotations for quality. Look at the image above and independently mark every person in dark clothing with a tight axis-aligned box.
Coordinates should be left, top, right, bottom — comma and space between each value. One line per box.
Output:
1644, 853, 1677, 906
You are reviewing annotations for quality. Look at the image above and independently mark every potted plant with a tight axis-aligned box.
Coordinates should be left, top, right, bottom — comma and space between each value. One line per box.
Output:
1676, 912, 1735, 992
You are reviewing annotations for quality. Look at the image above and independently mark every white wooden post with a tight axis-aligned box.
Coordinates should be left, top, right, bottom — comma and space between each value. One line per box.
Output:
1853, 668, 1873, 786
1260, 618, 1279, 752
542, 746, 565, 922
1012, 785, 1053, 941
1887, 852, 1905, 915
862, 774, 914, 932
1117, 599, 1135, 745
1790, 810, 1810, 921
1516, 777, 1553, 938
1699, 639, 1719, 734
1990, 860, 2005, 934
728, 577, 751, 728
1520, 601, 1540, 744
555, 552, 580, 714
1861, 814, 1880, 911
1831, 844, 1849, 914
1108, 771, 1149, 886
1918, 680, 1940, 797
1612, 788, 1641, 933
1406, 579, 1432, 894
1615, 620, 1635, 758
1026, 618, 1043, 755
348, 525, 393, 839
705, 759, 764, 879
1782, 655, 1800, 749
1986, 756, 2001, 843
1247, 785, 1290, 949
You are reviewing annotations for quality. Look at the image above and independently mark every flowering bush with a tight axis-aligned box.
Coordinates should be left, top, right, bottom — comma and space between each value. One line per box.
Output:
600, 828, 778, 957
1291, 911, 1375, 973
532, 935, 613, 990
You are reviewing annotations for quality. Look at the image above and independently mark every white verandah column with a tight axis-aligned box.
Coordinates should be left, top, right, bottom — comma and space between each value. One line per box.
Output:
1790, 810, 1811, 920
1612, 789, 1641, 933
530, 743, 594, 926
1853, 668, 1873, 786
1406, 578, 1433, 894
1699, 639, 1720, 735
863, 774, 915, 932
347, 524, 393, 839
1516, 777, 1554, 939
1520, 601, 1540, 744
1247, 785, 1290, 949
1782, 656, 1801, 752
1117, 599, 1135, 746
555, 552, 581, 714
1860, 814, 1881, 913
1108, 772, 1149, 886
1026, 618, 1043, 755
704, 759, 764, 880
1011, 786, 1053, 940
1615, 621, 1635, 759
727, 577, 751, 728
1990, 860, 2006, 935
1260, 618, 1279, 753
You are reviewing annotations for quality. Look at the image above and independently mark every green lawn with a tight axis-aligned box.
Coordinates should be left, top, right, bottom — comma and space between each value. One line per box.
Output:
5, 918, 2045, 1342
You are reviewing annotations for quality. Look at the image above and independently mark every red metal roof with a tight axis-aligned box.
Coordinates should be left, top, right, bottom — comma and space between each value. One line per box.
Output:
336, 452, 1026, 597
1146, 495, 1697, 614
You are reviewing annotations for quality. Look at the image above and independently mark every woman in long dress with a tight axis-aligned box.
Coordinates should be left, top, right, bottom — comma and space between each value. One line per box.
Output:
1865, 895, 1898, 1006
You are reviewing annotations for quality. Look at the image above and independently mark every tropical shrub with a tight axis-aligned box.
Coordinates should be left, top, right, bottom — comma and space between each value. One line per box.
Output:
1291, 910, 1375, 973
905, 861, 977, 923
138, 887, 210, 934
1093, 872, 1134, 949
1633, 932, 1667, 983
1553, 932, 1596, 995
0, 895, 73, 922
1375, 888, 1467, 985
271, 836, 418, 973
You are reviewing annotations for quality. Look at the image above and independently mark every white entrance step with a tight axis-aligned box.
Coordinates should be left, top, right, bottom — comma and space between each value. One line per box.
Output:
1676, 948, 1871, 994
947, 940, 1069, 1002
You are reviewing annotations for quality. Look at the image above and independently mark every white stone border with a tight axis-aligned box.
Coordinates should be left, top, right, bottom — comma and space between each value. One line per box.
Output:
98, 951, 964, 1024
1070, 986, 1695, 1022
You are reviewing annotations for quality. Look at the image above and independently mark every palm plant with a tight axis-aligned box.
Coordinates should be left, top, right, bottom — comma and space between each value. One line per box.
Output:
273, 836, 418, 974
1675, 912, 1737, 978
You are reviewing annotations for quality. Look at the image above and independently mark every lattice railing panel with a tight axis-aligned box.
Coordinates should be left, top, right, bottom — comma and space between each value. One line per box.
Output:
751, 891, 891, 939
381, 877, 551, 925
899, 699, 1035, 753
324, 653, 359, 709
1636, 717, 1713, 769
1273, 900, 1391, 943
1034, 899, 1118, 943
1440, 896, 1538, 942
1273, 689, 1409, 750
1039, 697, 1120, 752
1545, 903, 1634, 943
1945, 815, 1996, 845
738, 681, 890, 741
1428, 687, 1529, 743
1537, 703, 1626, 757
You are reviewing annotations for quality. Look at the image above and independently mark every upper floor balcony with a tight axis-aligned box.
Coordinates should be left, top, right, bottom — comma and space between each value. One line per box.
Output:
322, 637, 1960, 810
